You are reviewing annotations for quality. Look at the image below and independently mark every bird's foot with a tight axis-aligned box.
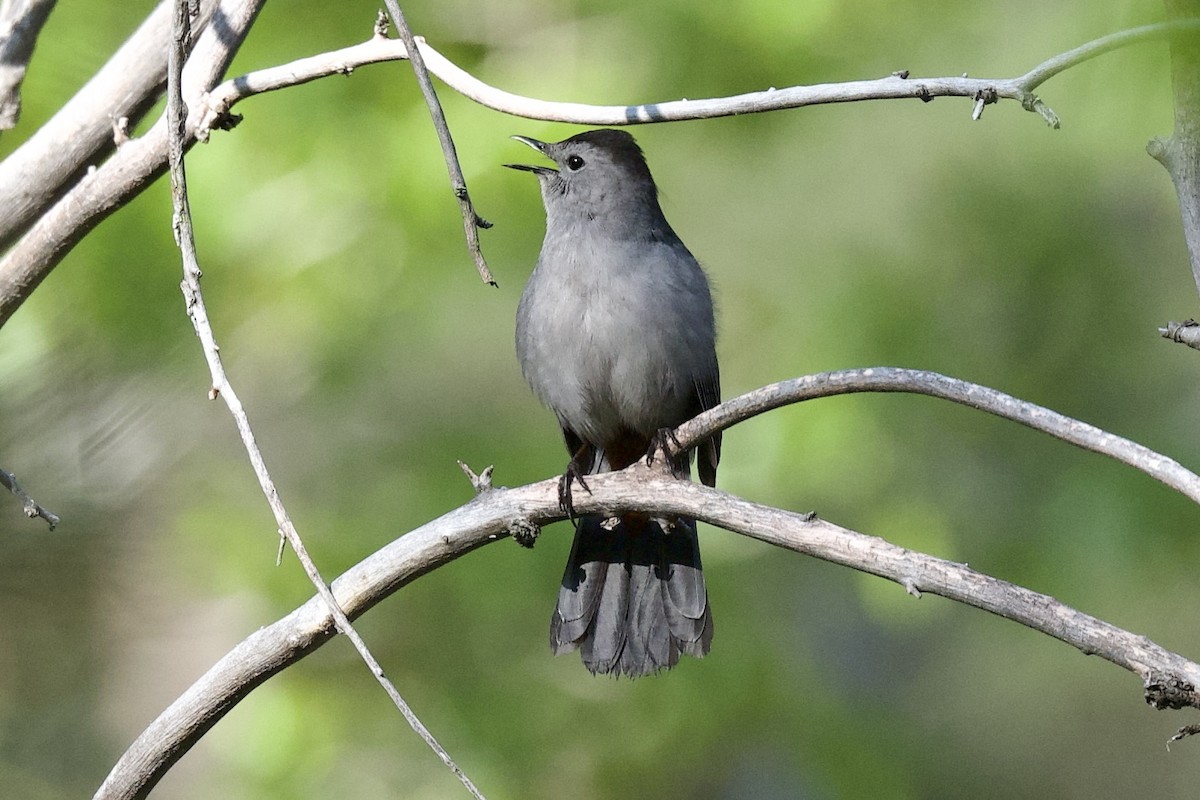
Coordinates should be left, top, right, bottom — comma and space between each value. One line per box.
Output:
646, 427, 687, 479
557, 462, 592, 521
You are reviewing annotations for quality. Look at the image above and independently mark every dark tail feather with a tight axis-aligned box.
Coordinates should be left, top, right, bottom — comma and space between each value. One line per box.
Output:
550, 514, 713, 677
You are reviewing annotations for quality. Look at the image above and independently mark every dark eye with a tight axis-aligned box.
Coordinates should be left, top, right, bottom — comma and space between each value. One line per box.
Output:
565, 155, 585, 171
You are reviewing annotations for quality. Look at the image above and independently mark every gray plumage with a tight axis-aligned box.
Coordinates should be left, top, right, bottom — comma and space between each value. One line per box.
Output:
507, 129, 720, 677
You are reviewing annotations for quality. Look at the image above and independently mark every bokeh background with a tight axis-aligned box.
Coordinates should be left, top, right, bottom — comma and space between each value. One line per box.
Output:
3, 0, 1200, 797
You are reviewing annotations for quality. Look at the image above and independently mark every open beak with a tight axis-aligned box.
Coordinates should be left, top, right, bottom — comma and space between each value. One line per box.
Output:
504, 135, 556, 174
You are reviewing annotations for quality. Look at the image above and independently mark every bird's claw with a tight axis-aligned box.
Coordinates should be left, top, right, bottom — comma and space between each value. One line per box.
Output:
646, 427, 687, 478
558, 464, 591, 521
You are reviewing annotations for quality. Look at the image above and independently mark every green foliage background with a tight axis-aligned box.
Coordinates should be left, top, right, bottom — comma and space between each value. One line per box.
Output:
2, 0, 1200, 797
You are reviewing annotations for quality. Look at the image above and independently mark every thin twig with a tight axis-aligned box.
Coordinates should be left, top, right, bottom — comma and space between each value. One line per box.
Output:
672, 367, 1200, 506
380, 5, 495, 287
161, 4, 484, 800
1017, 20, 1200, 93
0, 464, 59, 529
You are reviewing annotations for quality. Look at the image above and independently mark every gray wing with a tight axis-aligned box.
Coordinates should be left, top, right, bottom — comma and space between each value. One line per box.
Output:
693, 359, 721, 488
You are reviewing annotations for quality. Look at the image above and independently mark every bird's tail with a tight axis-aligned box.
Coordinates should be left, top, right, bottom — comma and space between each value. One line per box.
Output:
550, 513, 713, 677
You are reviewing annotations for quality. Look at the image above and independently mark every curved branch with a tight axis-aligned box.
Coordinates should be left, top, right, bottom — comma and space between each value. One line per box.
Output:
671, 368, 1200, 506
197, 20, 1200, 140
5, 19, 1193, 329
1016, 20, 1200, 91
96, 372, 1200, 799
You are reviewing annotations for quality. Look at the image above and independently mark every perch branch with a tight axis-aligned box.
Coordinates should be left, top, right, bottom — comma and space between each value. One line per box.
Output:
160, 3, 482, 799
380, 5, 496, 286
0, 464, 58, 529
96, 370, 1200, 797
93, 449, 1200, 800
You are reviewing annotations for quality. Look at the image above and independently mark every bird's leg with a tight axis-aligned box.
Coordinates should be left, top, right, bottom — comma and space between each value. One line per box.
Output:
646, 428, 692, 533
558, 444, 593, 521
646, 427, 688, 479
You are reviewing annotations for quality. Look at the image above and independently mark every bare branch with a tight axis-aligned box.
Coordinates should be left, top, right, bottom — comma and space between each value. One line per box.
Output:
93, 456, 1200, 799
0, 0, 222, 252
198, 20, 1200, 137
194, 25, 400, 137
671, 368, 1200, 506
0, 0, 57, 132
6, 20, 1193, 330
0, 464, 58, 529
163, 4, 483, 798
0, 0, 262, 329
381, 5, 496, 287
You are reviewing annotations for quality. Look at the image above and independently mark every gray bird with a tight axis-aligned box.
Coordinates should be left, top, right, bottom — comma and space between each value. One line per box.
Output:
506, 129, 720, 677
